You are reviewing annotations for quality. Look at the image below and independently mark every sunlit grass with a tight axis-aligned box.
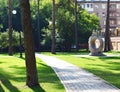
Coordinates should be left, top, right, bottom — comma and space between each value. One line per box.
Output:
45, 51, 120, 88
0, 55, 65, 92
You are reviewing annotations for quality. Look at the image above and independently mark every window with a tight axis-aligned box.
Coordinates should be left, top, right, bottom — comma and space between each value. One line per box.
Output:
110, 4, 116, 10
116, 13, 120, 16
117, 20, 120, 25
91, 4, 93, 8
86, 3, 93, 8
95, 5, 98, 8
110, 20, 116, 25
81, 5, 84, 8
96, 12, 99, 16
87, 4, 89, 8
117, 4, 120, 9
109, 13, 116, 17
102, 4, 106, 9
102, 12, 105, 16
104, 21, 106, 25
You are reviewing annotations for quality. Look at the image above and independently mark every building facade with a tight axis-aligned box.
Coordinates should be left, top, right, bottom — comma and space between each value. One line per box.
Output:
77, 0, 120, 36
77, 0, 120, 51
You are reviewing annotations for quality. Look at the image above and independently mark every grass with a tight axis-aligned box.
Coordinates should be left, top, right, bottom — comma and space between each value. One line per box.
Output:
0, 55, 65, 92
43, 51, 120, 88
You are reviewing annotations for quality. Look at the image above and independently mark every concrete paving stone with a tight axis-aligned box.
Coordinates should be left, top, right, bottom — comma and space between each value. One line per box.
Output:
36, 53, 120, 92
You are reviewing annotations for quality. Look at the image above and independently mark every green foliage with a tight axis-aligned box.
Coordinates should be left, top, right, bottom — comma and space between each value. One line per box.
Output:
55, 0, 99, 51
12, 0, 19, 8
56, 10, 74, 51
0, 32, 8, 49
78, 10, 99, 43
0, 0, 22, 32
0, 7, 8, 32
0, 31, 24, 51
41, 28, 52, 51
0, 0, 100, 51
29, 0, 50, 50
41, 3, 52, 19
30, 1, 49, 31
0, 0, 7, 7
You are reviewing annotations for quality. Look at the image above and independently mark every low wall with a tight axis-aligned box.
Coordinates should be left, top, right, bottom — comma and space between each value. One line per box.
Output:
110, 37, 120, 51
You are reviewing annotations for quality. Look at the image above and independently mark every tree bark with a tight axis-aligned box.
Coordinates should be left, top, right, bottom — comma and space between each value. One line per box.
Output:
51, 0, 56, 54
19, 0, 39, 87
67, 0, 70, 10
37, 0, 41, 51
104, 0, 111, 51
8, 0, 13, 55
74, 0, 78, 51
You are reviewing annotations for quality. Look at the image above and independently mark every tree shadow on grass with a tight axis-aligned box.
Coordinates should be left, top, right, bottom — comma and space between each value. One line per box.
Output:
0, 74, 20, 92
0, 69, 46, 92
0, 56, 64, 92
97, 56, 120, 71
99, 56, 120, 60
84, 68, 120, 88
0, 84, 5, 92
55, 51, 89, 55
83, 56, 120, 88
37, 62, 60, 83
63, 54, 120, 88
30, 85, 45, 92
17, 56, 25, 61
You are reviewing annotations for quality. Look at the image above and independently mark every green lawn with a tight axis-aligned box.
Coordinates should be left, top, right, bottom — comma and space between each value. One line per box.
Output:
0, 55, 65, 92
45, 51, 120, 88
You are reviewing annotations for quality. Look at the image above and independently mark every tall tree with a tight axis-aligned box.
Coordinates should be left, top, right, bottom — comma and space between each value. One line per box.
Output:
8, 0, 13, 55
74, 0, 78, 51
19, 0, 39, 87
56, 1, 99, 51
104, 0, 111, 51
67, 0, 70, 10
51, 0, 56, 54
37, 0, 41, 51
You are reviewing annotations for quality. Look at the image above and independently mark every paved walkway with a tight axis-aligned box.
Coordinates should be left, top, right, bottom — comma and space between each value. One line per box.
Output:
36, 53, 120, 92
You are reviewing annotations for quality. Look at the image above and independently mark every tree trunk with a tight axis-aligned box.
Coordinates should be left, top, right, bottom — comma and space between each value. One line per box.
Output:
37, 0, 41, 51
51, 0, 56, 54
74, 0, 78, 51
19, 0, 39, 87
67, 0, 70, 10
104, 0, 111, 52
8, 0, 13, 56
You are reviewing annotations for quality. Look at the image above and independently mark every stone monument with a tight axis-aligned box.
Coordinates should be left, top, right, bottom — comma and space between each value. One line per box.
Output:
88, 30, 104, 56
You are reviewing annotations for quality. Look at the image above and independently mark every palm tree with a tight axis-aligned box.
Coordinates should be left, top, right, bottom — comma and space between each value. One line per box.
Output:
104, 0, 111, 51
8, 0, 13, 55
19, 0, 39, 87
51, 0, 56, 54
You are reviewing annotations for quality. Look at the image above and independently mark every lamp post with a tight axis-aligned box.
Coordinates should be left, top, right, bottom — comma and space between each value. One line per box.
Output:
12, 10, 22, 58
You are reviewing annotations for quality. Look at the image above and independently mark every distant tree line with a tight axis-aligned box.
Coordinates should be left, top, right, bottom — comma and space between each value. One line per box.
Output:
0, 0, 99, 52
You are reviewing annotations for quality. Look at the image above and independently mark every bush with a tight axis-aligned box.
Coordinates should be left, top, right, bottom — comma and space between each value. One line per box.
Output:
0, 31, 24, 52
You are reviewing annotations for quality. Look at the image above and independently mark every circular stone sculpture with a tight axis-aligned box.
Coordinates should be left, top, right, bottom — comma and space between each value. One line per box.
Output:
88, 34, 104, 56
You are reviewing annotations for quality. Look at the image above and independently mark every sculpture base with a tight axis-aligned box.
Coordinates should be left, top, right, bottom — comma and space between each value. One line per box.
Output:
89, 52, 105, 56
